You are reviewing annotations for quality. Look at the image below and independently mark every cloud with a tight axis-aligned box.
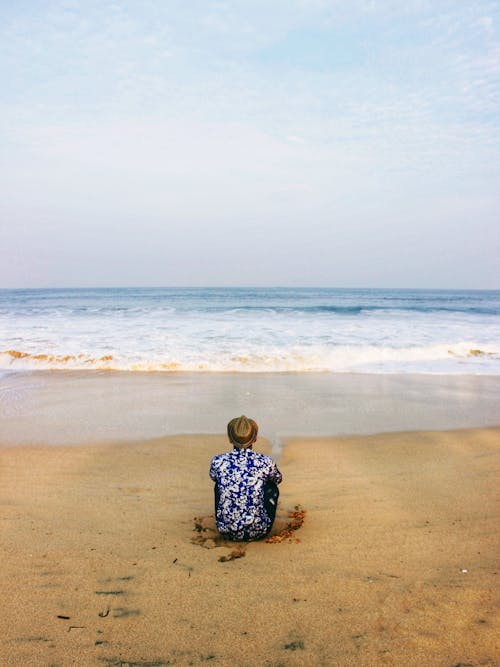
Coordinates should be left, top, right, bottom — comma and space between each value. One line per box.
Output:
0, 1, 499, 287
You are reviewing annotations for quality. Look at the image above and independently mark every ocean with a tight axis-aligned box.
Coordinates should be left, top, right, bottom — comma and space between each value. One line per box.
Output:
1, 287, 499, 375
1, 287, 499, 445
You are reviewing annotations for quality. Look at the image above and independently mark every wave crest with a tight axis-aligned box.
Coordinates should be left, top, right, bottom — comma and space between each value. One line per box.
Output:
1, 344, 498, 374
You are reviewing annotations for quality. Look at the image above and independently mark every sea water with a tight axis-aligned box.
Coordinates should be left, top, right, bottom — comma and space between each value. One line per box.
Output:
1, 287, 500, 444
1, 287, 499, 375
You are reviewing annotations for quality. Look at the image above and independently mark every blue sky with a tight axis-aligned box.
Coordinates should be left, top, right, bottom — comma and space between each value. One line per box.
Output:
1, 0, 499, 288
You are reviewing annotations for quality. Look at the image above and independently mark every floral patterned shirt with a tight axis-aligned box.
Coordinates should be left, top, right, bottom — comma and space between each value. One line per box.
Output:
210, 448, 282, 540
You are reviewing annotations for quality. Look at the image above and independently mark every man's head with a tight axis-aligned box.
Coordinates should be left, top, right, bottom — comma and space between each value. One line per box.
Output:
227, 415, 258, 449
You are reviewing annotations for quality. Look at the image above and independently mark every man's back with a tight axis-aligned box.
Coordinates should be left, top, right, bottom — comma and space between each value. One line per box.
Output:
210, 447, 282, 541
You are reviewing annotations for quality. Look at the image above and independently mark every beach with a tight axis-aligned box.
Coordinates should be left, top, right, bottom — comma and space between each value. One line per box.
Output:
1, 288, 499, 664
3, 0, 500, 656
1, 426, 499, 666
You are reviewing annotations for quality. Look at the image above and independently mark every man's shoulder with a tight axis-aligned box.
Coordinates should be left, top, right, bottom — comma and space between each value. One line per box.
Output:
211, 450, 275, 465
249, 451, 276, 466
210, 451, 232, 465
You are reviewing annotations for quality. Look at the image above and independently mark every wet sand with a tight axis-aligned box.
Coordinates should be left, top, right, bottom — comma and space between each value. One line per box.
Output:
2, 370, 500, 446
1, 427, 499, 666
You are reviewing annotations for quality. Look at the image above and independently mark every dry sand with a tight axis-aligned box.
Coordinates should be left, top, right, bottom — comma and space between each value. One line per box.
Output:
1, 428, 499, 666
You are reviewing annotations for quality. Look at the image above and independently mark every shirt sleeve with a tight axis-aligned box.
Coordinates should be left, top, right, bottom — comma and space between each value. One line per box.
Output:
209, 457, 218, 482
268, 460, 283, 485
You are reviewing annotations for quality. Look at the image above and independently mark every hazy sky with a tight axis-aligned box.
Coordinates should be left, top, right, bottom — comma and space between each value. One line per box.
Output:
1, 0, 499, 288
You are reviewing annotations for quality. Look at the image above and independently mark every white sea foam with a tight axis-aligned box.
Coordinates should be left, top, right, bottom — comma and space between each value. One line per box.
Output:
1, 287, 499, 374
0, 342, 498, 374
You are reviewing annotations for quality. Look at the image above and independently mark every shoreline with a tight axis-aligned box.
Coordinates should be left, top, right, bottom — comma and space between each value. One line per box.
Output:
2, 370, 500, 447
1, 427, 499, 666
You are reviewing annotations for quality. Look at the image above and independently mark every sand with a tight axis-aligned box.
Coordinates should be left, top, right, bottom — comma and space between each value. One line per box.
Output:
2, 370, 500, 445
1, 428, 499, 666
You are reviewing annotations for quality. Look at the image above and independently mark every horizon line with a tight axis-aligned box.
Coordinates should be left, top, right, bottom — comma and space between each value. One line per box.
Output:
1, 285, 499, 292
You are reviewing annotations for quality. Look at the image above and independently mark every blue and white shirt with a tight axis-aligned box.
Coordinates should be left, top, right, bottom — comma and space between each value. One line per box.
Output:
210, 448, 282, 541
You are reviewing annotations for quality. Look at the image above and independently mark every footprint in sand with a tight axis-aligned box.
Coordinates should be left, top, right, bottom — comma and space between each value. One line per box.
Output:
191, 515, 227, 548
191, 519, 247, 562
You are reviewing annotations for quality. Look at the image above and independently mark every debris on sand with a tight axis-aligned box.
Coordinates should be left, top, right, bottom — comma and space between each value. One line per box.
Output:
266, 505, 306, 543
193, 517, 205, 533
218, 547, 246, 562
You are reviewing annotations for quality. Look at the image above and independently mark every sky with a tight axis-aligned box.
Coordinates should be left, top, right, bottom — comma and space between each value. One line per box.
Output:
0, 0, 499, 289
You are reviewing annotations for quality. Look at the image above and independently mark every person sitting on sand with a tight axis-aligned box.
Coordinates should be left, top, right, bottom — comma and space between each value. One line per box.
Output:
210, 415, 282, 541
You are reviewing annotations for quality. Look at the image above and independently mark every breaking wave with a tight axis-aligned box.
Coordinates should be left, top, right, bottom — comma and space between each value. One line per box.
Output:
1, 343, 498, 374
1, 287, 499, 374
